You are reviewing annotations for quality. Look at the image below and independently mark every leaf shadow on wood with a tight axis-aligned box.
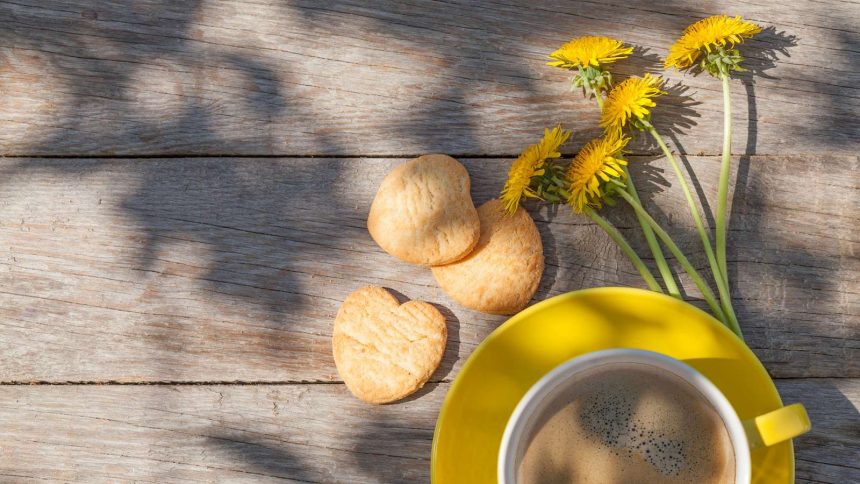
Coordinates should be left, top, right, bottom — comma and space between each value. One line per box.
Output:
728, 165, 857, 376
209, 422, 433, 483
776, 380, 860, 482
349, 412, 436, 483
0, 0, 369, 382
290, 1, 500, 157
205, 431, 320, 482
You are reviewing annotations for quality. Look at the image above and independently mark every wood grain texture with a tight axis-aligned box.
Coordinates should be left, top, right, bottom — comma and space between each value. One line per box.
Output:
0, 0, 857, 156
0, 383, 440, 483
1, 1, 856, 480
0, 155, 856, 382
0, 379, 855, 483
777, 379, 860, 484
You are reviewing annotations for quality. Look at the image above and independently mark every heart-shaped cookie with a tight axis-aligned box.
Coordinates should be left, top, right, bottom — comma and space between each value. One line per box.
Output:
367, 154, 480, 266
332, 286, 447, 404
432, 199, 544, 315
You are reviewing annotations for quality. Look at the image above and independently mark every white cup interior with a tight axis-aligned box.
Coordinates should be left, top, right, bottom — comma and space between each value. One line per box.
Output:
498, 349, 751, 483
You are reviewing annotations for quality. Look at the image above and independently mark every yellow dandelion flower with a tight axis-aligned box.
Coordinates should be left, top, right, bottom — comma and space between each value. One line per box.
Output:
500, 125, 571, 214
567, 132, 630, 213
547, 36, 633, 70
600, 74, 665, 134
665, 15, 761, 70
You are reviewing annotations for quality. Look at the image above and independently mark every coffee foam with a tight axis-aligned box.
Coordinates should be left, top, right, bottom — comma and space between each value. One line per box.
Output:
579, 388, 693, 476
517, 363, 735, 484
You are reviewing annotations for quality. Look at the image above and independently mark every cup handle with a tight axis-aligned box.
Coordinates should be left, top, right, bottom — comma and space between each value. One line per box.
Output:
742, 403, 811, 449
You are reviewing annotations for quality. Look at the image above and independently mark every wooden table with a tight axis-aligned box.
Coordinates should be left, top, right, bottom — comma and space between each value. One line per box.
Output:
0, 1, 857, 482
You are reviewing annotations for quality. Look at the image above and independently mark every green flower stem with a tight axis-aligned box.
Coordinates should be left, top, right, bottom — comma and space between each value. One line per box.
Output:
716, 71, 732, 288
643, 122, 714, 264
584, 207, 663, 293
594, 92, 605, 110
592, 95, 679, 298
622, 166, 681, 299
641, 121, 740, 333
614, 189, 737, 334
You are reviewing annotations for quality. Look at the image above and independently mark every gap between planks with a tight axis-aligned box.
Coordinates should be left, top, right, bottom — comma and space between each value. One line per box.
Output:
0, 153, 806, 159
1, 377, 841, 386
0, 380, 425, 385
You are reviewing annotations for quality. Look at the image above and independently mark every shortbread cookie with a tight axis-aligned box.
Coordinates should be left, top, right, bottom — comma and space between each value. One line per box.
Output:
432, 199, 544, 315
367, 155, 480, 265
332, 286, 447, 404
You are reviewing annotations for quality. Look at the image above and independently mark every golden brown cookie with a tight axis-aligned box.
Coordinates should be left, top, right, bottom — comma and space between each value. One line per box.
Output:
332, 286, 447, 404
367, 154, 480, 266
432, 199, 544, 315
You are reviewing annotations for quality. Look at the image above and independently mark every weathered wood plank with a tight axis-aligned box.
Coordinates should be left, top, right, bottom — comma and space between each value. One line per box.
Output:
0, 155, 856, 381
0, 379, 855, 482
777, 379, 860, 484
0, 0, 857, 156
0, 383, 440, 483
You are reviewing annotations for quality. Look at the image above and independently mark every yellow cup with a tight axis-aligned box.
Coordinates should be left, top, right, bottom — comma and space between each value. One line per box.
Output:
745, 403, 811, 449
498, 349, 811, 483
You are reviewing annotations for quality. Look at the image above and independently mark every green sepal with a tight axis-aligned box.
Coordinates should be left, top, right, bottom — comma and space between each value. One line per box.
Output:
697, 46, 746, 78
571, 65, 613, 99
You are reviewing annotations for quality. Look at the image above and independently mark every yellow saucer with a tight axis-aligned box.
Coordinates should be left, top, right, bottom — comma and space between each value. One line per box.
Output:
431, 287, 793, 483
